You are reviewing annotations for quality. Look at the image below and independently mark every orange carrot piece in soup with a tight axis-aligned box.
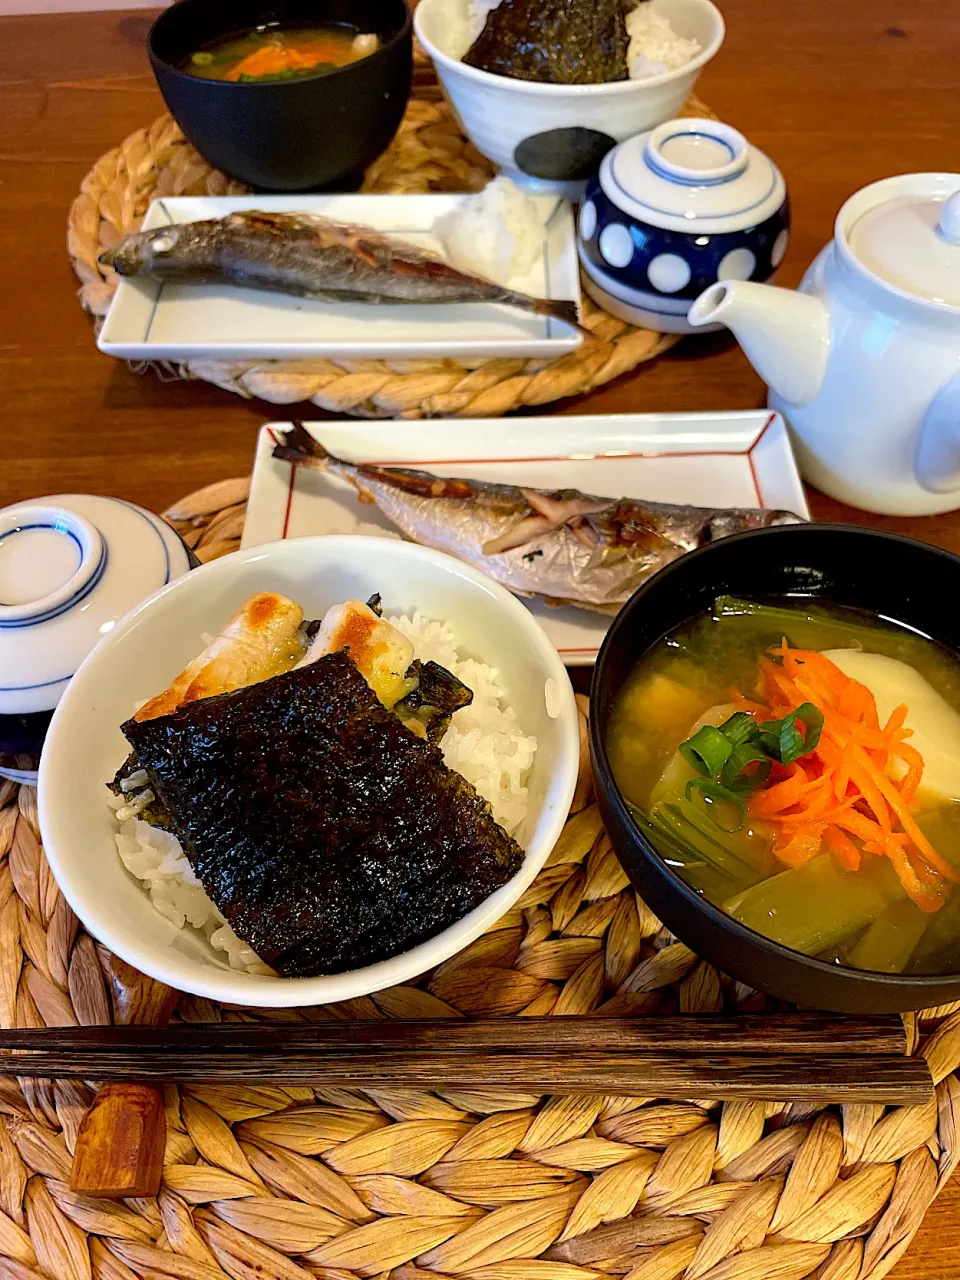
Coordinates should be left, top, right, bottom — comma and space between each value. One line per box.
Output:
735, 642, 954, 908
223, 42, 342, 81
824, 824, 861, 871
224, 47, 297, 80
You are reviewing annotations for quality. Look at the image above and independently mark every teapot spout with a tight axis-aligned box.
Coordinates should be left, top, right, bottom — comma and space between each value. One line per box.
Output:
689, 280, 830, 407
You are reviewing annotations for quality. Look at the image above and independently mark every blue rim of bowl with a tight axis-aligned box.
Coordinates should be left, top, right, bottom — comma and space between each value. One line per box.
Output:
590, 522, 960, 991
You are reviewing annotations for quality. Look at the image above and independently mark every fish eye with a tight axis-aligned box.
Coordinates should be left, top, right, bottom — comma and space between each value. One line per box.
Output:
150, 231, 179, 254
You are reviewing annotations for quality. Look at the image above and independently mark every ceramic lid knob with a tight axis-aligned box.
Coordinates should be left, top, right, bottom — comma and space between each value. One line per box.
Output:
0, 505, 105, 625
938, 189, 960, 246
644, 119, 749, 185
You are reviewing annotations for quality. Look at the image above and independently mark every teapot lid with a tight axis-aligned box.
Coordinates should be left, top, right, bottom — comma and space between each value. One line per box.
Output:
848, 182, 960, 307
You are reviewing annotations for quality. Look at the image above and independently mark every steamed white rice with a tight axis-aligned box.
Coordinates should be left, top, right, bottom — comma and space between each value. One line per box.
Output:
434, 176, 545, 285
625, 7, 702, 78
461, 0, 701, 79
109, 611, 537, 974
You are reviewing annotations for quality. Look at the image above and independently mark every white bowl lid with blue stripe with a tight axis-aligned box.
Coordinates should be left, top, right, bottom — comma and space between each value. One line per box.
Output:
0, 494, 191, 717
600, 117, 786, 235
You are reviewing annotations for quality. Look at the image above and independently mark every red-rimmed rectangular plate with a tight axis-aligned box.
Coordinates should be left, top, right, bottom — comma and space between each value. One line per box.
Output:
243, 412, 809, 666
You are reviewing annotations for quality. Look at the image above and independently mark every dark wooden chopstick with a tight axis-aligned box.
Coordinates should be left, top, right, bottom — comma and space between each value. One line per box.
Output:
0, 1013, 909, 1057
0, 1045, 930, 1104
0, 1017, 929, 1104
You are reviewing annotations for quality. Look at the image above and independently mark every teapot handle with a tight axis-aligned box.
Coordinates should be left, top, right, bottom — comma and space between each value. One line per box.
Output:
916, 371, 960, 494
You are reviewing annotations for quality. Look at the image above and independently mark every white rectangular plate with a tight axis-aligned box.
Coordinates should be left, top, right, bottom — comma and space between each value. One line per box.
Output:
97, 194, 582, 362
243, 412, 809, 666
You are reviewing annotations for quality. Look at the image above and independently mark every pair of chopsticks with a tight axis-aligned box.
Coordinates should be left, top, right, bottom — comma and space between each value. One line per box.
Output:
0, 1014, 933, 1104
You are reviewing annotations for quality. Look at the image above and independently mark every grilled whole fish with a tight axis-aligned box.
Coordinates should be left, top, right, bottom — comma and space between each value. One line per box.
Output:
122, 651, 524, 977
273, 424, 805, 615
100, 211, 580, 329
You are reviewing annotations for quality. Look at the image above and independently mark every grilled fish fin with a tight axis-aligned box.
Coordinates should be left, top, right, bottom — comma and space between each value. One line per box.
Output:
537, 298, 581, 329
272, 422, 334, 470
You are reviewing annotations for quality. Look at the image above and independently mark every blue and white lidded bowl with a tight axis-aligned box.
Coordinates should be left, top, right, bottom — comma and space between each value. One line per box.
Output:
0, 495, 192, 784
577, 117, 789, 334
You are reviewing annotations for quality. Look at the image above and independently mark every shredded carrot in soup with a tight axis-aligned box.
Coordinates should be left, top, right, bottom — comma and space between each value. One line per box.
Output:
742, 642, 956, 912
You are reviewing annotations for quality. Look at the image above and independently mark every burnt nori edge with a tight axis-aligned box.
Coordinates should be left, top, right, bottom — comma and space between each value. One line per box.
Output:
397, 659, 475, 744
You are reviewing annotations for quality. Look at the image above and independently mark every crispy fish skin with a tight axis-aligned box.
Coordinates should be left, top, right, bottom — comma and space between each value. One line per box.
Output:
99, 211, 580, 329
134, 591, 305, 722
272, 424, 805, 615
121, 652, 524, 978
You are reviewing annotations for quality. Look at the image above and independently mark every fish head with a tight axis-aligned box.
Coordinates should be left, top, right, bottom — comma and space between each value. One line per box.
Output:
99, 225, 188, 276
98, 223, 219, 280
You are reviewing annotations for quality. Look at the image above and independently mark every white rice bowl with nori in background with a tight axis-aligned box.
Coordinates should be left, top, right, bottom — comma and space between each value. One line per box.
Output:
460, 0, 702, 78
108, 610, 538, 975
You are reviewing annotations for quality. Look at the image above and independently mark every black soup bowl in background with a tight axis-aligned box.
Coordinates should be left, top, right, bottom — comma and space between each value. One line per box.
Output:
589, 524, 960, 1015
148, 0, 413, 191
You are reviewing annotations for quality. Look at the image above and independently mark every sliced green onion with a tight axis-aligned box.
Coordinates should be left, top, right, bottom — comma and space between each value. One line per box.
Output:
679, 725, 733, 777
191, 51, 214, 64
718, 711, 760, 748
685, 778, 745, 831
720, 743, 772, 792
791, 704, 824, 756
759, 702, 824, 766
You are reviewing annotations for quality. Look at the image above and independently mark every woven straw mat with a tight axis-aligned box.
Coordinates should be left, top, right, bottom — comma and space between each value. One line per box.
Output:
66, 72, 717, 419
2, 477, 960, 1280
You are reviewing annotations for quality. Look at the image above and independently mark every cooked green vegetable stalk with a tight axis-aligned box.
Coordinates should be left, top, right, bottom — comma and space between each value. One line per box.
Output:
848, 898, 932, 974
629, 800, 763, 901
713, 596, 896, 651
724, 854, 903, 956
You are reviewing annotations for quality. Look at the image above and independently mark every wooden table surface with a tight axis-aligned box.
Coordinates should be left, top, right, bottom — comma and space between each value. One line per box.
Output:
2, 4, 960, 1275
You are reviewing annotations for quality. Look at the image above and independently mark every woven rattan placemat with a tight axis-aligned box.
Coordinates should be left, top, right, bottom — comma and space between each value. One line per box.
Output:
66, 59, 712, 419
2, 481, 960, 1280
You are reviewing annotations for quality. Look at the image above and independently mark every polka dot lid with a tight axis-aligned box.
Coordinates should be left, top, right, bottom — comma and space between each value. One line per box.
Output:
576, 117, 790, 334
598, 117, 786, 236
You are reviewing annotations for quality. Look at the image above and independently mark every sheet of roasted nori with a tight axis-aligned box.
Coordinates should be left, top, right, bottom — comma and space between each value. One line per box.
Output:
121, 652, 525, 977
463, 0, 630, 85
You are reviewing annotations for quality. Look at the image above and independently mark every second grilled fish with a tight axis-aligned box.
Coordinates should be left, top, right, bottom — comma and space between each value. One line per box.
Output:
273, 424, 805, 615
100, 210, 580, 329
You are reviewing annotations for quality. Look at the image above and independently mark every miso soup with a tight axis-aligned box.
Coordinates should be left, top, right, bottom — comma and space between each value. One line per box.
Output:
183, 23, 381, 83
607, 596, 960, 976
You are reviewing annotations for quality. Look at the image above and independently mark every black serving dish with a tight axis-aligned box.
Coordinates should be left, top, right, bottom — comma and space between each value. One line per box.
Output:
590, 524, 960, 1014
148, 0, 413, 191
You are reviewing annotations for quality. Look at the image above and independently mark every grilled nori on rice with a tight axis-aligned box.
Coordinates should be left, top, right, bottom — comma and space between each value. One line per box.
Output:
463, 0, 631, 85
120, 651, 524, 977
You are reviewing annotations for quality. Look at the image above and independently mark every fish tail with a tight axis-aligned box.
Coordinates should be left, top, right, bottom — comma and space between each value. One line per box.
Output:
272, 422, 338, 471
536, 297, 581, 329
521, 295, 594, 340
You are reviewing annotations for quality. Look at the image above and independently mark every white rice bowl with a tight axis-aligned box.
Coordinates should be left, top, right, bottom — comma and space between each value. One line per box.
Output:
39, 536, 579, 1007
109, 608, 538, 976
460, 0, 702, 79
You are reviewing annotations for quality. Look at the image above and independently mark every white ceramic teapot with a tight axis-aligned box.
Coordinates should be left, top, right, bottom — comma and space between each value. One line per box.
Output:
688, 173, 960, 516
